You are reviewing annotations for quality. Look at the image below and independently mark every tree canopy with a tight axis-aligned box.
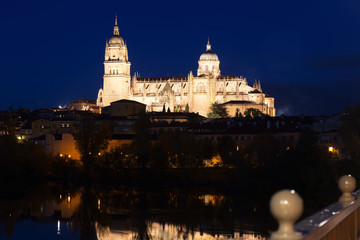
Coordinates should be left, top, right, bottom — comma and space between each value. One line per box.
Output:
74, 116, 112, 169
208, 102, 228, 118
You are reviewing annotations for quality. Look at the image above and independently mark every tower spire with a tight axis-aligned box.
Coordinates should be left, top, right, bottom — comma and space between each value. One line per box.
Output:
206, 38, 211, 51
113, 13, 119, 36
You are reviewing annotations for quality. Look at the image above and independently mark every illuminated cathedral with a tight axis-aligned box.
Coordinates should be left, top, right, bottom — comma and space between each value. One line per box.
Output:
96, 17, 275, 117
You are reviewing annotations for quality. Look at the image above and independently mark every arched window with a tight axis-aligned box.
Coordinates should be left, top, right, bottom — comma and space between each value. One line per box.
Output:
205, 65, 208, 72
116, 69, 118, 74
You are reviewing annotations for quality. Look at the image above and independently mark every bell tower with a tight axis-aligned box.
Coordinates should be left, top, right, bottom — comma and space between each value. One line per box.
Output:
97, 15, 131, 107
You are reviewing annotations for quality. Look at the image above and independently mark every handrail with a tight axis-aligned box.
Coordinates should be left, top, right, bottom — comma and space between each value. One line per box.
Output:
269, 175, 359, 240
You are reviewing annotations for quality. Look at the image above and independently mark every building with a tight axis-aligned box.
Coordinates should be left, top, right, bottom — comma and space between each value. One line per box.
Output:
101, 99, 146, 117
96, 17, 275, 117
69, 99, 100, 113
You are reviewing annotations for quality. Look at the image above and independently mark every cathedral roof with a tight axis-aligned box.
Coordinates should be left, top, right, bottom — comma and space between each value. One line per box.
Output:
249, 89, 262, 94
109, 35, 124, 45
199, 40, 219, 61
136, 76, 188, 82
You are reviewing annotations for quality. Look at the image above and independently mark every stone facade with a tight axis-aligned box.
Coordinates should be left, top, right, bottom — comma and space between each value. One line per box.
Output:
97, 17, 275, 117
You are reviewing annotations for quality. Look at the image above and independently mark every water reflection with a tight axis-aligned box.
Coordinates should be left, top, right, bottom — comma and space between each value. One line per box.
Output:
0, 184, 270, 240
96, 222, 266, 240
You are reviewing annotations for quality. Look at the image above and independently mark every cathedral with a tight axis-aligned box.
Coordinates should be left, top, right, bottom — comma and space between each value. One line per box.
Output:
96, 17, 275, 117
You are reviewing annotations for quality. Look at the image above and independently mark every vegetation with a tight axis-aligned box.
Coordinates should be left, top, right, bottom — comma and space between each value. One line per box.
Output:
185, 103, 189, 113
0, 135, 51, 181
3, 104, 360, 201
244, 108, 264, 119
208, 102, 228, 118
74, 116, 112, 170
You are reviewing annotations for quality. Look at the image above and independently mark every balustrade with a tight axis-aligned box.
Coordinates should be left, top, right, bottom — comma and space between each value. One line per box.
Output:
270, 175, 359, 240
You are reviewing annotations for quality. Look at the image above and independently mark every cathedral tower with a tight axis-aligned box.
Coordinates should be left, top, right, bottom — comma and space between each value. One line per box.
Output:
97, 15, 131, 107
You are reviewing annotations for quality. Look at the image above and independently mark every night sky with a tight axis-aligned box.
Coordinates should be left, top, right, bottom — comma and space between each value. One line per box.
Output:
1, 0, 360, 115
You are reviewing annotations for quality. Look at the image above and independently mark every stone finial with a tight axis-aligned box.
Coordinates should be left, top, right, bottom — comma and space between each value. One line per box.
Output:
270, 189, 303, 240
338, 174, 356, 207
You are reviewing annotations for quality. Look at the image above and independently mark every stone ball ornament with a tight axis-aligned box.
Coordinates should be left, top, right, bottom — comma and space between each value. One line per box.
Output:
270, 189, 303, 240
338, 174, 356, 207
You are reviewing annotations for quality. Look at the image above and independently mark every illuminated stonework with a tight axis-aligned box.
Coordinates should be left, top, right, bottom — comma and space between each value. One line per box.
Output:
97, 17, 275, 117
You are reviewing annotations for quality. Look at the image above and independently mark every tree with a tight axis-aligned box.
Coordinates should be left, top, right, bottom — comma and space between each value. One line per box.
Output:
5, 114, 16, 138
217, 135, 238, 167
244, 108, 263, 119
340, 105, 360, 161
74, 116, 112, 170
185, 103, 189, 113
130, 114, 152, 168
208, 102, 228, 118
156, 130, 204, 168
275, 131, 336, 196
235, 108, 242, 118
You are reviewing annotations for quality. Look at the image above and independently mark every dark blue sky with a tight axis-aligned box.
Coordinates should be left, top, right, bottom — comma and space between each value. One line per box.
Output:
1, 0, 360, 115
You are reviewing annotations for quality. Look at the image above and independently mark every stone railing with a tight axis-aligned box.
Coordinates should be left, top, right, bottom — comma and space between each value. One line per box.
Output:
269, 175, 359, 240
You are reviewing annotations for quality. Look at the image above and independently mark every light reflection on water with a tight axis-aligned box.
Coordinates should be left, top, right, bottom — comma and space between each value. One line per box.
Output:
0, 187, 271, 240
96, 222, 267, 240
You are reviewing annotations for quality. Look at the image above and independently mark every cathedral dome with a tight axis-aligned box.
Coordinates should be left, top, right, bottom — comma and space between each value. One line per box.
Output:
199, 41, 219, 61
108, 15, 124, 45
109, 35, 124, 45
